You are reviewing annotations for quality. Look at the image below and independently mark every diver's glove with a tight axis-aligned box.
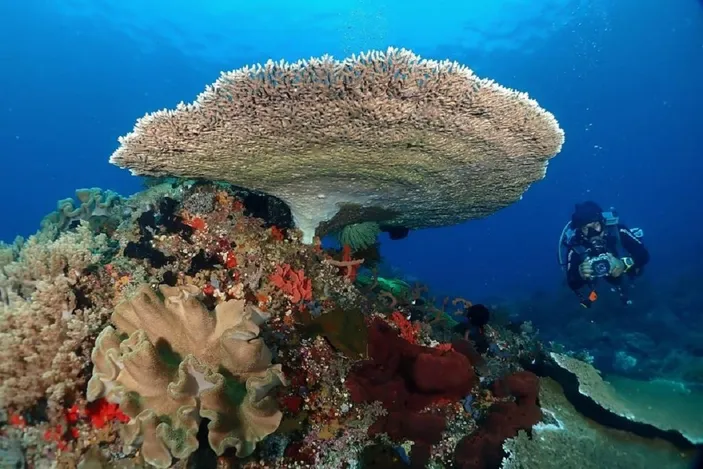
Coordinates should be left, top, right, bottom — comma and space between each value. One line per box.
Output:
578, 260, 594, 280
606, 253, 626, 278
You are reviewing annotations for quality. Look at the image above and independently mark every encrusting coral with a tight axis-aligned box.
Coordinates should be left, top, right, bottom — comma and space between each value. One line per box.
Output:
549, 352, 703, 445
500, 378, 694, 469
87, 283, 286, 467
109, 47, 565, 243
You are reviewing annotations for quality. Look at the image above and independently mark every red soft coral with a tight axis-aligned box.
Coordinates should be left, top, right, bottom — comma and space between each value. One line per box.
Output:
454, 371, 542, 469
346, 318, 476, 466
347, 318, 475, 411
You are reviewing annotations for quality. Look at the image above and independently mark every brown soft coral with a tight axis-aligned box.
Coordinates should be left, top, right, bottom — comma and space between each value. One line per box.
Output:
87, 284, 286, 468
0, 224, 110, 416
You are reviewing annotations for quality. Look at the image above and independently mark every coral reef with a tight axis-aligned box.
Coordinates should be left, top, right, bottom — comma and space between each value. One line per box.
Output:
1, 179, 698, 469
109, 47, 564, 243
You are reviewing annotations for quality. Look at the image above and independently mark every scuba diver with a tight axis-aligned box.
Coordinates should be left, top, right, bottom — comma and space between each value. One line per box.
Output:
558, 201, 649, 308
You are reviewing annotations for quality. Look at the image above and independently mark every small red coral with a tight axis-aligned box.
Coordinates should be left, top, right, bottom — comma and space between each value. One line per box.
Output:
269, 264, 313, 303
185, 216, 206, 230
270, 226, 285, 241
217, 237, 231, 251
65, 404, 81, 424
85, 399, 129, 429
8, 412, 26, 428
389, 311, 420, 343
224, 251, 237, 269
281, 395, 303, 414
43, 424, 69, 451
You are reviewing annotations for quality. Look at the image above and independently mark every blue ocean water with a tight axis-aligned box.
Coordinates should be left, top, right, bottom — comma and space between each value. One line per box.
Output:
0, 0, 701, 301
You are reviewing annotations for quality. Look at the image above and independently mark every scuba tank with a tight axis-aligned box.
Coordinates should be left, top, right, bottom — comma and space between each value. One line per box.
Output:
557, 221, 577, 271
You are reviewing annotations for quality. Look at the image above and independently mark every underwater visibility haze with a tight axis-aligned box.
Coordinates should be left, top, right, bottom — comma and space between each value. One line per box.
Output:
0, 0, 702, 468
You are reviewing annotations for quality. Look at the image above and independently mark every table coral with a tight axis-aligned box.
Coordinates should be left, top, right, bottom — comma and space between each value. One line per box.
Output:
109, 47, 564, 244
87, 284, 286, 468
550, 352, 703, 445
501, 378, 694, 469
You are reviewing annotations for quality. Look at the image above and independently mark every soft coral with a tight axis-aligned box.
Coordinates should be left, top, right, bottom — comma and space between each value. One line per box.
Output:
454, 371, 542, 469
346, 318, 476, 466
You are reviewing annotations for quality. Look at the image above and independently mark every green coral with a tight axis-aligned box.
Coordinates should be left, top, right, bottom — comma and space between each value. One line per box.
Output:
337, 222, 381, 251
355, 273, 411, 298
41, 187, 123, 235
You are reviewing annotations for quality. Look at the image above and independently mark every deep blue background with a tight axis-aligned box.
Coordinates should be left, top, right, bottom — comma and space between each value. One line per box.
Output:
0, 0, 701, 302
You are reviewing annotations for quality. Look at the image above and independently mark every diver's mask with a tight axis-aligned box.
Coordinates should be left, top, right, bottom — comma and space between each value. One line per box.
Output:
585, 226, 602, 239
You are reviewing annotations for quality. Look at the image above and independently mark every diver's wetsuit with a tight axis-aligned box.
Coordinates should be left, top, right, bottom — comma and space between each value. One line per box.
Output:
566, 224, 650, 292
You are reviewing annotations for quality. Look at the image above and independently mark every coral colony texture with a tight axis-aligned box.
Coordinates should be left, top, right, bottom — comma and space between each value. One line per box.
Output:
0, 48, 696, 468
